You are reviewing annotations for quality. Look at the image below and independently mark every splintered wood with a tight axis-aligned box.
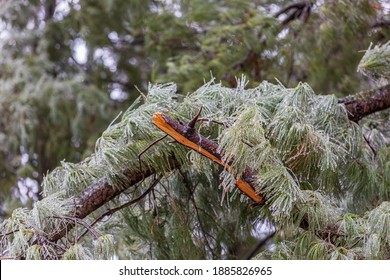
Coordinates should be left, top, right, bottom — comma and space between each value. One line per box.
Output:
152, 112, 263, 204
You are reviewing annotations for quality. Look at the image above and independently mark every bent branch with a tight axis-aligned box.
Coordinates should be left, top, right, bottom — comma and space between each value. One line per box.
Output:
26, 83, 390, 251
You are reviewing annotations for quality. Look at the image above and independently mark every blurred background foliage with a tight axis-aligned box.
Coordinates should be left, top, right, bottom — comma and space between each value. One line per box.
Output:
0, 0, 389, 256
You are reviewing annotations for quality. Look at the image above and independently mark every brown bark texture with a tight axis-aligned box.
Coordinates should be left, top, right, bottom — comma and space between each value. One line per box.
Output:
339, 84, 390, 122
47, 166, 155, 242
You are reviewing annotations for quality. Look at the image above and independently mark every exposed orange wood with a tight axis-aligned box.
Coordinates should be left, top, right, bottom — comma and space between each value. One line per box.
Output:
152, 112, 263, 204
236, 179, 263, 203
152, 113, 230, 169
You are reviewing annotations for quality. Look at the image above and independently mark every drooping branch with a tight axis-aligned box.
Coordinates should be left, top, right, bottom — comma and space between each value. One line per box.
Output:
24, 83, 390, 250
339, 84, 390, 122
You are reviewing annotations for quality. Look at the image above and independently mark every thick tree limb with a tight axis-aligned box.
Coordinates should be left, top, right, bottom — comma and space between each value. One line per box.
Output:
30, 83, 390, 249
76, 176, 161, 243
44, 164, 166, 243
339, 84, 390, 122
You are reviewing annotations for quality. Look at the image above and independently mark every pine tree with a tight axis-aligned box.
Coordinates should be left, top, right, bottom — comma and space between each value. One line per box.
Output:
0, 0, 389, 260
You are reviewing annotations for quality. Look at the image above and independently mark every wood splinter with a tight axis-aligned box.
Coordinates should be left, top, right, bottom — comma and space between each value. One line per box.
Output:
152, 111, 263, 204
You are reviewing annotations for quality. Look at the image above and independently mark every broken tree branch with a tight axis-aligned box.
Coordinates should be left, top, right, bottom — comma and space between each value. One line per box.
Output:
20, 83, 390, 255
152, 112, 263, 203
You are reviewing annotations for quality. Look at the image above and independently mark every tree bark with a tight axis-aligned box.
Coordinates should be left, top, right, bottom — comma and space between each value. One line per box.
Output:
32, 83, 390, 248
47, 166, 156, 242
339, 84, 390, 122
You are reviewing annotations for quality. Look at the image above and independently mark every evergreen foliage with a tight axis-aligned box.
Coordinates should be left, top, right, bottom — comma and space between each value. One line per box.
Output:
358, 41, 390, 80
2, 73, 390, 259
1, 0, 390, 260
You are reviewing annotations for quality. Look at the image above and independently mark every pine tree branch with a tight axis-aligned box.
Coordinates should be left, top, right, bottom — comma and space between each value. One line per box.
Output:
44, 163, 174, 243
138, 134, 168, 170
339, 83, 390, 122
372, 19, 390, 29
197, 118, 231, 128
76, 175, 161, 243
273, 1, 313, 25
245, 230, 276, 260
26, 84, 390, 252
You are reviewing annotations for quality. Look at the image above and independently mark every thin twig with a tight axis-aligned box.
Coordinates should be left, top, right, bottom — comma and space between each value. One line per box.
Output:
363, 133, 377, 159
274, 1, 311, 17
245, 230, 276, 260
178, 168, 217, 258
242, 140, 254, 148
274, 2, 304, 17
274, 1, 312, 25
0, 229, 19, 238
197, 118, 231, 128
50, 216, 100, 240
138, 135, 168, 170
